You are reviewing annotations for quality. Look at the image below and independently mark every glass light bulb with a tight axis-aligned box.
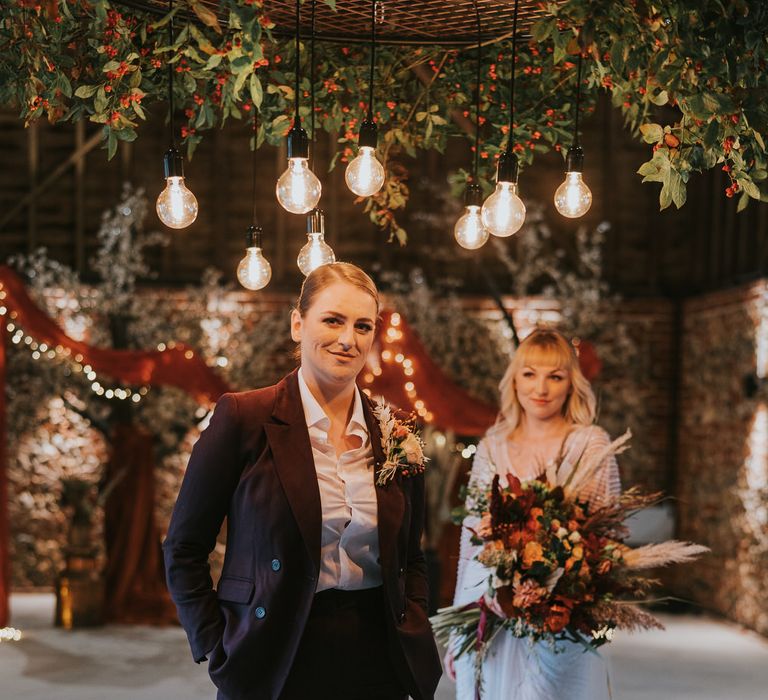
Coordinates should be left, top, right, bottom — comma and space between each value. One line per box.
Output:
237, 247, 272, 291
554, 171, 592, 218
481, 181, 526, 237
297, 233, 335, 276
454, 205, 490, 250
276, 157, 322, 214
156, 175, 198, 229
345, 146, 385, 197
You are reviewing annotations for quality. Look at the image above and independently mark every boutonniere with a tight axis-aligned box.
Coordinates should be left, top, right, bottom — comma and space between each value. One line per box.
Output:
372, 397, 429, 486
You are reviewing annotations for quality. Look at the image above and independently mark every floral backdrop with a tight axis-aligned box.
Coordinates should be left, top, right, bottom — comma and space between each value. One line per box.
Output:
2, 0, 767, 241
6, 187, 671, 588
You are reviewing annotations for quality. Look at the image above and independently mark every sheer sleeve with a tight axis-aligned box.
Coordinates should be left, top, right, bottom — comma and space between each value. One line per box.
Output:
571, 425, 622, 506
452, 437, 495, 607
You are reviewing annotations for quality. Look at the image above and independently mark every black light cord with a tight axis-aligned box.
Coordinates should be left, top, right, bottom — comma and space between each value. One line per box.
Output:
252, 107, 259, 224
294, 0, 301, 123
310, 0, 316, 170
507, 0, 520, 146
573, 51, 583, 148
367, 0, 376, 121
168, 0, 175, 147
473, 0, 481, 181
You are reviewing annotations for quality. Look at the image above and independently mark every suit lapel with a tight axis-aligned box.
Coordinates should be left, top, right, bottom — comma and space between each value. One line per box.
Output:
265, 370, 322, 576
361, 392, 405, 571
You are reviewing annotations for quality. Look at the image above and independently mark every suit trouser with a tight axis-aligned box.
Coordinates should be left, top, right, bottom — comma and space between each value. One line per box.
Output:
279, 586, 409, 700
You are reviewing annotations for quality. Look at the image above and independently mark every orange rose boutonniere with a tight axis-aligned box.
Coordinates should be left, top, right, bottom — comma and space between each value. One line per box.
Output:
372, 398, 428, 486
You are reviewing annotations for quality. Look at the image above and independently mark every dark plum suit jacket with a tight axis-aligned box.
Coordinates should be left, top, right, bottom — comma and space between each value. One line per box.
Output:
163, 369, 442, 700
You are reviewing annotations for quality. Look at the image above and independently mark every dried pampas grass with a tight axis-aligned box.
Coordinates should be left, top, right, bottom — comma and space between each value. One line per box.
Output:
622, 541, 711, 570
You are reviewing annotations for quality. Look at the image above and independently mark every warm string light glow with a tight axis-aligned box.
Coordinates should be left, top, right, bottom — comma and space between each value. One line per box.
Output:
0, 627, 22, 643
362, 312, 434, 423
1, 281, 153, 402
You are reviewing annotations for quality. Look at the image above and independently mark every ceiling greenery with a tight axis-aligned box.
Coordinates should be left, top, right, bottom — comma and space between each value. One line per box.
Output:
2, 0, 767, 242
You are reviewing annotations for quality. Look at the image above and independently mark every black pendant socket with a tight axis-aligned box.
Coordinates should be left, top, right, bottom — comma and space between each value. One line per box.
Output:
565, 145, 585, 173
358, 118, 378, 149
464, 183, 483, 207
163, 147, 184, 179
496, 150, 520, 184
287, 120, 309, 160
306, 208, 325, 234
246, 224, 263, 249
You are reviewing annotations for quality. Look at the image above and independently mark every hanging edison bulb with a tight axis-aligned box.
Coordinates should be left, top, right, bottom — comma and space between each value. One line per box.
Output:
276, 122, 322, 214
156, 147, 198, 229
346, 119, 385, 197
481, 151, 525, 237
554, 145, 592, 218
454, 183, 489, 250
297, 209, 335, 276
237, 226, 272, 290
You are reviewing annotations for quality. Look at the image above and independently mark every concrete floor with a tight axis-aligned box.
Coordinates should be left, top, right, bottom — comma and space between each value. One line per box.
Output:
1, 594, 768, 699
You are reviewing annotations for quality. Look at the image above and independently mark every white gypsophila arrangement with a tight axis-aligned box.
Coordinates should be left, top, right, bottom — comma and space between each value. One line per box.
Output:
89, 183, 169, 317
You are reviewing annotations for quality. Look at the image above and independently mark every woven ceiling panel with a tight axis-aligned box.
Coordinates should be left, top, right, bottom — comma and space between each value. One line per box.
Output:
117, 0, 548, 46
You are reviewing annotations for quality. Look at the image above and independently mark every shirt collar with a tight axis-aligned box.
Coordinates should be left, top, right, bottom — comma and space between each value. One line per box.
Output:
297, 368, 368, 438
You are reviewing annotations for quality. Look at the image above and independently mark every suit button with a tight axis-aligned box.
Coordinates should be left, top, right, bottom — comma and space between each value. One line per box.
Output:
255, 606, 266, 619
398, 567, 405, 576
271, 558, 281, 572
398, 611, 406, 623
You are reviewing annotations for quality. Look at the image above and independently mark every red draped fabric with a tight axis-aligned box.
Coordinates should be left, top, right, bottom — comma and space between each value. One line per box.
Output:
365, 310, 499, 436
103, 425, 178, 624
0, 266, 230, 404
0, 265, 232, 627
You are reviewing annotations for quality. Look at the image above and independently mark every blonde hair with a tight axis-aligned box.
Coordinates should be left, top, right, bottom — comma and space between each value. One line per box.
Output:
497, 328, 596, 434
296, 262, 380, 317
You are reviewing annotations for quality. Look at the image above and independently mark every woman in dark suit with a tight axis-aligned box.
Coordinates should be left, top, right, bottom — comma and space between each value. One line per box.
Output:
163, 262, 442, 700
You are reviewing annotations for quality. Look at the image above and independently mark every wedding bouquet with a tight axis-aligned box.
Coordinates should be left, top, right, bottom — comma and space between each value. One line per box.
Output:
431, 431, 707, 696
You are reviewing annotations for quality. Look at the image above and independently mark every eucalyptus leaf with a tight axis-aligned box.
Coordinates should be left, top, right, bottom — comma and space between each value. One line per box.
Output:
739, 178, 760, 199
204, 54, 223, 71
737, 190, 750, 212
94, 87, 107, 114
249, 73, 263, 108
189, 0, 222, 34
74, 84, 99, 99
532, 17, 556, 43
107, 130, 118, 160
639, 123, 664, 144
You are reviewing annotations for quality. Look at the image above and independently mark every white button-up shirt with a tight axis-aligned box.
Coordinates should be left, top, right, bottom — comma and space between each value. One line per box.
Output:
297, 369, 382, 592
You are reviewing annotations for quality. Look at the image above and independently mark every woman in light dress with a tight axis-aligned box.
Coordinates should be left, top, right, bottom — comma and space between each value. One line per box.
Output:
448, 328, 621, 700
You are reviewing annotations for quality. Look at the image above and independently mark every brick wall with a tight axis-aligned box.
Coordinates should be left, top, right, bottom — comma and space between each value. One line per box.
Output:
674, 281, 768, 635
